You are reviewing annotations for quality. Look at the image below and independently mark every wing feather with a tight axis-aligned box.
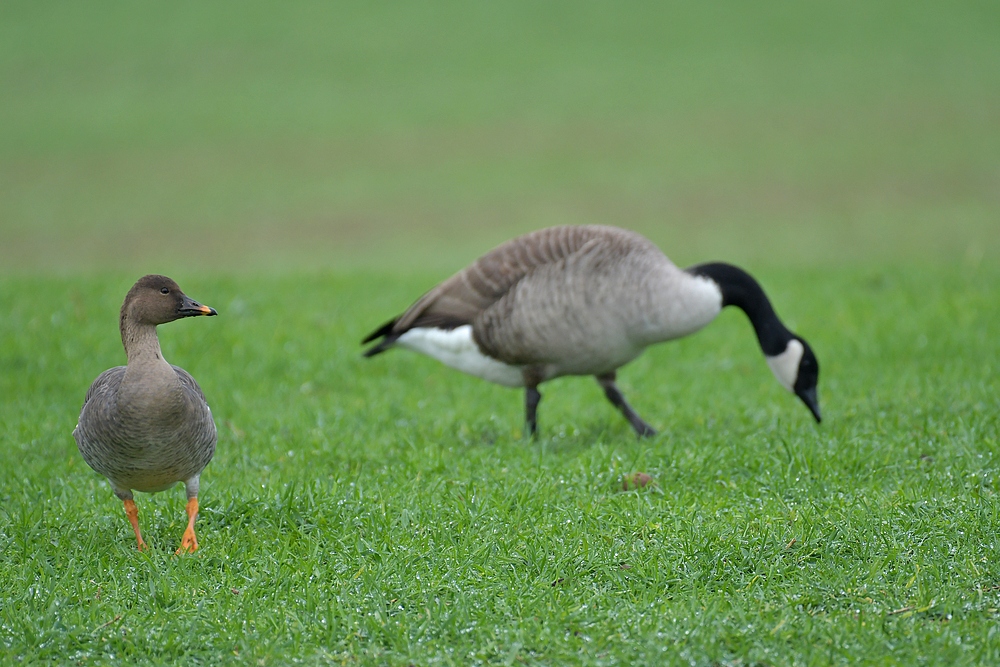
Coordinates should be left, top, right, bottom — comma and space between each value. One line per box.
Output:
362, 226, 632, 354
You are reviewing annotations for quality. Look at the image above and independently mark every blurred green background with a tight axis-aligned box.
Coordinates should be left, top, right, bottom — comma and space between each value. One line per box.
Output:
2, 0, 997, 275
2, 4, 999, 663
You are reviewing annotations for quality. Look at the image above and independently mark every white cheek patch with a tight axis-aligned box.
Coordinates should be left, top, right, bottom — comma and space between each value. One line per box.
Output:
766, 339, 804, 393
395, 325, 526, 387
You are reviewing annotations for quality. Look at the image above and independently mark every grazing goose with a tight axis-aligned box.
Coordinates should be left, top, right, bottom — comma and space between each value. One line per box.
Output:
363, 225, 821, 436
74, 275, 217, 553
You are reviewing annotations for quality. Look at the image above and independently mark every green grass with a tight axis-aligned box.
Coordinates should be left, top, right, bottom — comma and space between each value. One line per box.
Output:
2, 0, 1000, 664
1, 267, 998, 665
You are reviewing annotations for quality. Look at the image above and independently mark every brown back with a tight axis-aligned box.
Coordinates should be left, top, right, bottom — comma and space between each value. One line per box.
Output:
390, 225, 653, 334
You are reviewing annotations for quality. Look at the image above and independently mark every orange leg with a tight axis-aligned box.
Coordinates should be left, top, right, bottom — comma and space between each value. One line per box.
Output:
123, 499, 148, 551
176, 497, 199, 554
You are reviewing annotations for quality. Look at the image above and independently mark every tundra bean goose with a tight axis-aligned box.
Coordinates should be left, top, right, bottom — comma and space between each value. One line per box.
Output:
74, 275, 217, 552
363, 225, 821, 436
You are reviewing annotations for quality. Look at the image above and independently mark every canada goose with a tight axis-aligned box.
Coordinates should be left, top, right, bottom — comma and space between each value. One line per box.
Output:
363, 225, 821, 436
74, 275, 217, 552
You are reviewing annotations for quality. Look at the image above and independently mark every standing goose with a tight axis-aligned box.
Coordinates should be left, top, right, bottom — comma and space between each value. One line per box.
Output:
363, 225, 821, 436
74, 275, 218, 553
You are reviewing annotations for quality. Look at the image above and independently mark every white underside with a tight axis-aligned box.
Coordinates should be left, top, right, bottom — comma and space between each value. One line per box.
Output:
766, 339, 803, 392
395, 325, 526, 387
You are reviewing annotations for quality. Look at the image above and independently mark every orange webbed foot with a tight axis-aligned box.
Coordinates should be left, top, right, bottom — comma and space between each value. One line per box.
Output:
175, 497, 200, 555
176, 528, 198, 554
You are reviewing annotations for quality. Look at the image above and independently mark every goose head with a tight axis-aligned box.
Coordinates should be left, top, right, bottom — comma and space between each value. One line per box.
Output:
121, 275, 217, 327
765, 337, 821, 423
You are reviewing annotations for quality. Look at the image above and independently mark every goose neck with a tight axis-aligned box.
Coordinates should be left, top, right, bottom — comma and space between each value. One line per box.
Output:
121, 320, 166, 365
688, 262, 791, 356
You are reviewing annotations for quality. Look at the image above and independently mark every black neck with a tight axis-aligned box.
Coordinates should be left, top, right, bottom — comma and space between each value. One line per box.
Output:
687, 262, 792, 356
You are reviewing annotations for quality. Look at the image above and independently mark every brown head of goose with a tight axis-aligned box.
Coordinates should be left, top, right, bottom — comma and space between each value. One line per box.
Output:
74, 275, 217, 553
363, 225, 821, 437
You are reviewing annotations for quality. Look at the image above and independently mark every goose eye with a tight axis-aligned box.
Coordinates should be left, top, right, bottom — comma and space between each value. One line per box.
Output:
160, 287, 170, 294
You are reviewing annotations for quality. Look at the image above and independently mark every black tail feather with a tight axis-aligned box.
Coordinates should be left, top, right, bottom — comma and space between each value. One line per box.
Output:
361, 317, 398, 345
361, 317, 400, 357
363, 338, 398, 357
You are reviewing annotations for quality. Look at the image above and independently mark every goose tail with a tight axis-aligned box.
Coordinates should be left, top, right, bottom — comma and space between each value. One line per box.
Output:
361, 318, 400, 357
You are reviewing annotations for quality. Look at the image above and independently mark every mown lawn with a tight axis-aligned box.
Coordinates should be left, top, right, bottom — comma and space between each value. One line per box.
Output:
1, 266, 997, 665
2, 0, 1000, 664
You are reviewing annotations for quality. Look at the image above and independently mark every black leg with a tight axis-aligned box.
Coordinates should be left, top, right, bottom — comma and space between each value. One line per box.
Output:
596, 372, 657, 438
525, 385, 541, 438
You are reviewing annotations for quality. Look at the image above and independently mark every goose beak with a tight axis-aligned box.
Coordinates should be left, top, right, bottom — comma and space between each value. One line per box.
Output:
179, 296, 218, 317
796, 386, 822, 423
